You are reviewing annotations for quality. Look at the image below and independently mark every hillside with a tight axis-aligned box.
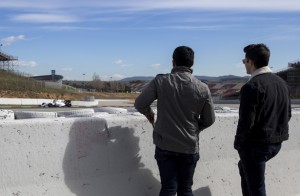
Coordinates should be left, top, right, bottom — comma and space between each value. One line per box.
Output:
0, 70, 138, 100
119, 75, 249, 82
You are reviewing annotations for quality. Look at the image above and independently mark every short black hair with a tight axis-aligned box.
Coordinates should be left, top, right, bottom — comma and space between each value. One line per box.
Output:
172, 46, 194, 67
244, 43, 270, 69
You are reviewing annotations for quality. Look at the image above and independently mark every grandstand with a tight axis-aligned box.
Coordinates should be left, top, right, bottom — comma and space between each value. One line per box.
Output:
276, 60, 300, 86
275, 60, 300, 97
31, 70, 64, 89
31, 70, 63, 82
130, 82, 149, 93
287, 60, 300, 86
0, 51, 18, 71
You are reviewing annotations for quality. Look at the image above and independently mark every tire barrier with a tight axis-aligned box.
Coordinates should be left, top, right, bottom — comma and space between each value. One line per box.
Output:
57, 109, 95, 117
14, 111, 57, 119
94, 107, 128, 114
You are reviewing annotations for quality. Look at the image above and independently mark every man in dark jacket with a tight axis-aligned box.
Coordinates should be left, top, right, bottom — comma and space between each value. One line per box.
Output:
234, 43, 292, 196
134, 46, 215, 196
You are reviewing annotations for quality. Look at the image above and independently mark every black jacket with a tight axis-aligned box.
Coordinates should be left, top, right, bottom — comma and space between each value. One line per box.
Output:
234, 73, 291, 150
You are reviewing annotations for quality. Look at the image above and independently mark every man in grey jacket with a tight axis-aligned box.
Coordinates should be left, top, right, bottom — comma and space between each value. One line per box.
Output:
134, 46, 215, 196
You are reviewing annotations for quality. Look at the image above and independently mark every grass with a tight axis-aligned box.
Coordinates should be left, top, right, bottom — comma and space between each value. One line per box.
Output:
0, 70, 138, 100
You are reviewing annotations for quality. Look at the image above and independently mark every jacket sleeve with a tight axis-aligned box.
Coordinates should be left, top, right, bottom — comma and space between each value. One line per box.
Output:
198, 89, 215, 131
288, 92, 292, 121
235, 83, 259, 146
134, 79, 157, 116
237, 84, 260, 130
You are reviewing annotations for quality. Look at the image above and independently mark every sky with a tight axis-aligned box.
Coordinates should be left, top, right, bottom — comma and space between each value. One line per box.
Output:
1, 0, 300, 81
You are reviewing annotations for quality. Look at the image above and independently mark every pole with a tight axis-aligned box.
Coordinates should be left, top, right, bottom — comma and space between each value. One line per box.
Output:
83, 73, 86, 89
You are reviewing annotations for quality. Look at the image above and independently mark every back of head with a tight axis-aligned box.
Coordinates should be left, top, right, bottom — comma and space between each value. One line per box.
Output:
244, 43, 270, 69
173, 46, 194, 68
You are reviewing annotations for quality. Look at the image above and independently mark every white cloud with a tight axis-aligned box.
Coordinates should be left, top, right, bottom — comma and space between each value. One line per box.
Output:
64, 76, 72, 80
266, 27, 300, 41
39, 26, 102, 31
100, 74, 125, 81
1, 0, 300, 11
61, 67, 73, 72
165, 25, 226, 30
100, 75, 109, 81
11, 13, 79, 23
150, 63, 161, 69
131, 0, 300, 11
112, 73, 125, 80
114, 59, 124, 65
233, 62, 247, 75
234, 62, 246, 73
235, 62, 244, 69
16, 60, 38, 67
1, 35, 25, 46
0, 1, 65, 9
113, 59, 131, 67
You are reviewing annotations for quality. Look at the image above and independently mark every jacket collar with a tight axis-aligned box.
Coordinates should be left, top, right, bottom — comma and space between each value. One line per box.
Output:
171, 66, 193, 74
248, 66, 272, 81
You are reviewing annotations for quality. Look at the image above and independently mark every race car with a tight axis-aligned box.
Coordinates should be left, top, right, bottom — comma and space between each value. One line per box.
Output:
41, 99, 72, 107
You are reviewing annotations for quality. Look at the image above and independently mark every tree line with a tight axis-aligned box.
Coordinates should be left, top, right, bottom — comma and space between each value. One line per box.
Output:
63, 73, 133, 92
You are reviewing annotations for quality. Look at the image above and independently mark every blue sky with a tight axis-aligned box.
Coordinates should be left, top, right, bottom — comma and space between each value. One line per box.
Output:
1, 0, 300, 81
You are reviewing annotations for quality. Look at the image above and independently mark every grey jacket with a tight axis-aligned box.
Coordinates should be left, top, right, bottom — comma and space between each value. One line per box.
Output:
134, 66, 215, 154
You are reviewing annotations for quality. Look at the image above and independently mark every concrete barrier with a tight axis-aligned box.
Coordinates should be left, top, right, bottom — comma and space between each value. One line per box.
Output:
0, 112, 299, 196
0, 117, 109, 196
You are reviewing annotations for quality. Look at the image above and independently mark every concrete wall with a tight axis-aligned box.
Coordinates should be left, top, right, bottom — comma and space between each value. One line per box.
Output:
0, 112, 299, 196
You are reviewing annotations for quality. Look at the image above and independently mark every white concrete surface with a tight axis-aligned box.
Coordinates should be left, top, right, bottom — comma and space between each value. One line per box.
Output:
0, 110, 14, 120
71, 100, 98, 107
0, 111, 299, 196
0, 98, 99, 107
0, 98, 52, 106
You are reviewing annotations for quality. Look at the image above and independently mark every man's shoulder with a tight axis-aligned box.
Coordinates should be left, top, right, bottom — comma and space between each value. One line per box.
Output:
191, 76, 208, 88
252, 73, 285, 85
154, 73, 170, 81
155, 73, 168, 77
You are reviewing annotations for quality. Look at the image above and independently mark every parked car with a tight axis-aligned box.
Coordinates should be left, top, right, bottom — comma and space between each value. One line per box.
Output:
41, 99, 72, 107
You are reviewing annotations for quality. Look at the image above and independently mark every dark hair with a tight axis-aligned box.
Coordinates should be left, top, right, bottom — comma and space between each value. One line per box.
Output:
172, 46, 194, 67
243, 43, 270, 68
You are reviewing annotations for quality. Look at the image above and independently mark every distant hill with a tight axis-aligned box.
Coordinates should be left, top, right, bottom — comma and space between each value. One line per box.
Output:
196, 75, 249, 82
120, 75, 249, 82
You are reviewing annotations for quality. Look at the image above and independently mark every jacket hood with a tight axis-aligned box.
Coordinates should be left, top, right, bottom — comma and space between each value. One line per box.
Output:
171, 66, 193, 74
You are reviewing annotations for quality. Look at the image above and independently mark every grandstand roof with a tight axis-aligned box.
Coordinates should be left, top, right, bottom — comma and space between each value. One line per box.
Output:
31, 75, 63, 82
288, 60, 300, 68
0, 51, 18, 61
